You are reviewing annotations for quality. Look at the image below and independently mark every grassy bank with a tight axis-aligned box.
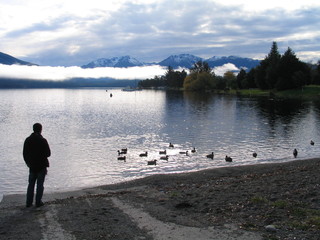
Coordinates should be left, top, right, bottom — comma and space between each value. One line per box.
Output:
231, 85, 320, 99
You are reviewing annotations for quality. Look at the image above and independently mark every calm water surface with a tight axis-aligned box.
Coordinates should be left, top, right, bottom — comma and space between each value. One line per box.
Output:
1, 88, 320, 197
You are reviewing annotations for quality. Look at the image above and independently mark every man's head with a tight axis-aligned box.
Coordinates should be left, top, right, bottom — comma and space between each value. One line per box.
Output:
33, 123, 42, 134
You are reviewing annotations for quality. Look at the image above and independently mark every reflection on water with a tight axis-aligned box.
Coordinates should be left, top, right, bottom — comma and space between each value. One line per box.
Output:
1, 88, 320, 196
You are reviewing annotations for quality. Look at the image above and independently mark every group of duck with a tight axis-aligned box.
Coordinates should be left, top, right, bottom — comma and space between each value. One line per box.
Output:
117, 140, 315, 165
117, 143, 198, 165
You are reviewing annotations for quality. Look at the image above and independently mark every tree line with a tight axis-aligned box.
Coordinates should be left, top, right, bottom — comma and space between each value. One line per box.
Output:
139, 42, 320, 91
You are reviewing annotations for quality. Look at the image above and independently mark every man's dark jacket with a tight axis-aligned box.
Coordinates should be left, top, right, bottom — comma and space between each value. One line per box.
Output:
23, 133, 51, 172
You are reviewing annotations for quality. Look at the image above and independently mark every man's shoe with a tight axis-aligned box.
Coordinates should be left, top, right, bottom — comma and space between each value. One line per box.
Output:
26, 204, 33, 208
36, 202, 44, 208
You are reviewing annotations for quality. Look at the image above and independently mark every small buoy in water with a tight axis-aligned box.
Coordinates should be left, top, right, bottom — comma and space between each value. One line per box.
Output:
293, 149, 298, 158
253, 152, 257, 158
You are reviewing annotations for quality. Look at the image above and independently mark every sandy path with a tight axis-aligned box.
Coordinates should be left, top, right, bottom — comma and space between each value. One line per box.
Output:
111, 197, 261, 240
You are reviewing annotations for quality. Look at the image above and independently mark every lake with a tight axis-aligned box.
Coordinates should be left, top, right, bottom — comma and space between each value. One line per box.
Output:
1, 88, 320, 198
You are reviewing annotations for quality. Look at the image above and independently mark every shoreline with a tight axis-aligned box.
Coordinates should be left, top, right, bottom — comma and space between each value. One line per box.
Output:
0, 157, 318, 205
1, 158, 320, 239
0, 158, 311, 200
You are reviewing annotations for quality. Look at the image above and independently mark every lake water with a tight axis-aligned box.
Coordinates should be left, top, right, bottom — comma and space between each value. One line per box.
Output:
1, 88, 320, 198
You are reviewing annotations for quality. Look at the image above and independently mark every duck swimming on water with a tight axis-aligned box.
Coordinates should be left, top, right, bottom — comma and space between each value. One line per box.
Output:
225, 155, 232, 162
147, 160, 157, 165
118, 156, 126, 162
139, 151, 148, 157
206, 152, 214, 159
159, 150, 167, 155
179, 151, 189, 156
160, 155, 169, 161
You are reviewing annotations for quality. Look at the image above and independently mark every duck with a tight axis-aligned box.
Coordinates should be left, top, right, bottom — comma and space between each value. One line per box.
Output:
310, 140, 315, 146
118, 150, 127, 155
160, 155, 169, 161
191, 147, 196, 153
159, 150, 167, 155
225, 155, 232, 162
147, 160, 157, 165
179, 151, 189, 156
253, 152, 257, 158
293, 149, 298, 158
206, 152, 214, 159
121, 148, 128, 153
169, 142, 174, 148
139, 151, 148, 157
118, 156, 126, 162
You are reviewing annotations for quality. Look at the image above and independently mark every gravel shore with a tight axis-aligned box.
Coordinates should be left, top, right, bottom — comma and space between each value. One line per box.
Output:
1, 158, 319, 240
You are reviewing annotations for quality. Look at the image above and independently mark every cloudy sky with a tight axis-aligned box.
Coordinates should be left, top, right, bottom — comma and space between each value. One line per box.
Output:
1, 0, 319, 67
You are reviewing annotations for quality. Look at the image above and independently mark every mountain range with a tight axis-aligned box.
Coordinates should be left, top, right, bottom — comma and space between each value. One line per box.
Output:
0, 51, 260, 70
82, 54, 261, 70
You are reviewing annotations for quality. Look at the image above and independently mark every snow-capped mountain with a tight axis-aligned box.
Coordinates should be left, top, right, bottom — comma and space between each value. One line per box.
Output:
158, 54, 203, 69
0, 52, 36, 66
82, 56, 143, 68
81, 54, 260, 70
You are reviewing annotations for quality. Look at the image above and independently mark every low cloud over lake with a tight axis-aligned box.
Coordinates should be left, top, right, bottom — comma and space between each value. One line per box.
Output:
0, 64, 240, 81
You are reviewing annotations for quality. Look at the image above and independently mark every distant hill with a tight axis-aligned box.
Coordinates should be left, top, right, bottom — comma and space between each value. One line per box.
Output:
82, 54, 260, 70
0, 52, 36, 66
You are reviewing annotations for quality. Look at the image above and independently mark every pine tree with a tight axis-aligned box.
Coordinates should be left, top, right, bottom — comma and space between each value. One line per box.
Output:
276, 47, 310, 90
254, 42, 281, 89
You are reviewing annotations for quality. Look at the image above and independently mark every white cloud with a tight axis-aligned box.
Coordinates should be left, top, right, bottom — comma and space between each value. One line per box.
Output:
220, 0, 320, 11
0, 0, 319, 66
213, 63, 239, 76
0, 64, 167, 81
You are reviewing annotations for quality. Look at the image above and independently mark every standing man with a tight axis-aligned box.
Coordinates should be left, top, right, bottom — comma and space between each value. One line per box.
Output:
23, 123, 51, 208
